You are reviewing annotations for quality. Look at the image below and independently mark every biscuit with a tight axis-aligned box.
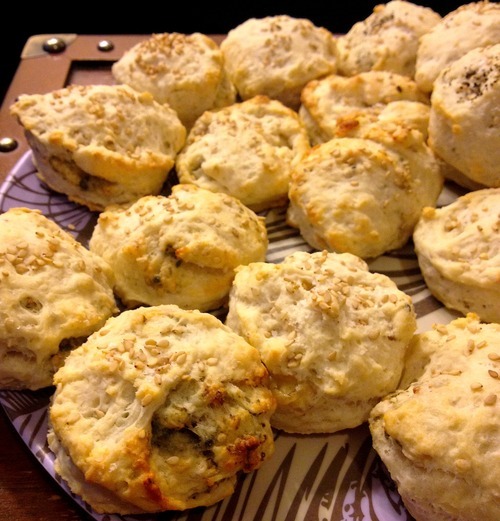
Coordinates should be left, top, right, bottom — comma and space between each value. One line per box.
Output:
299, 70, 430, 144
112, 32, 237, 129
0, 207, 118, 390
88, 184, 268, 311
428, 43, 500, 188
336, 0, 441, 77
10, 84, 186, 212
220, 15, 337, 109
225, 250, 417, 434
369, 314, 500, 521
175, 95, 310, 211
287, 120, 443, 259
48, 304, 276, 513
413, 188, 500, 323
415, 1, 500, 93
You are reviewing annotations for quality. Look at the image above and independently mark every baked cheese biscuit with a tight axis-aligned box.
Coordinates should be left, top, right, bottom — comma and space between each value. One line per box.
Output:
336, 0, 441, 77
415, 1, 500, 93
0, 207, 117, 390
48, 304, 275, 513
370, 314, 500, 521
299, 70, 430, 144
175, 95, 310, 211
428, 43, 500, 188
226, 250, 417, 434
89, 184, 268, 311
112, 32, 237, 129
413, 188, 500, 323
220, 15, 337, 109
10, 84, 186, 211
287, 120, 443, 259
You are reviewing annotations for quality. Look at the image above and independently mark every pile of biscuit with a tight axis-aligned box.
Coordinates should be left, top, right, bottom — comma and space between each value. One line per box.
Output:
2, 1, 500, 519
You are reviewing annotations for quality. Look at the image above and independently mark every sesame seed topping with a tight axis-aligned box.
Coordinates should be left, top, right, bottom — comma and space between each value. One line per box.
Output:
484, 394, 497, 406
434, 324, 448, 334
141, 394, 154, 406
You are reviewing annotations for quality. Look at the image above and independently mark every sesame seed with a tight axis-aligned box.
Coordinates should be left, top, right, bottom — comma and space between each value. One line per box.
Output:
488, 353, 500, 361
467, 323, 480, 334
470, 382, 483, 391
206, 357, 218, 366
122, 339, 134, 352
141, 394, 154, 406
166, 456, 180, 465
484, 394, 497, 406
488, 370, 499, 379
434, 324, 448, 334
175, 352, 187, 364
157, 338, 170, 348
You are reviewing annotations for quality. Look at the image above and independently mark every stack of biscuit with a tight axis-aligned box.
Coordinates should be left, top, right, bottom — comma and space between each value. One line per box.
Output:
4, 2, 500, 518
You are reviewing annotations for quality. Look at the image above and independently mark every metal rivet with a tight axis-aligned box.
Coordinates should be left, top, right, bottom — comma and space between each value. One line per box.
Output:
0, 137, 18, 153
97, 40, 114, 52
42, 37, 66, 54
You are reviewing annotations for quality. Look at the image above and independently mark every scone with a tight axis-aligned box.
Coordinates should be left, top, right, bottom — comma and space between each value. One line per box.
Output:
336, 0, 441, 77
0, 207, 118, 390
111, 32, 237, 129
48, 304, 276, 514
415, 1, 500, 93
428, 43, 500, 188
10, 84, 186, 211
89, 184, 268, 311
413, 188, 500, 323
299, 70, 430, 144
220, 15, 337, 109
369, 314, 500, 521
175, 95, 310, 211
287, 120, 444, 259
225, 250, 417, 434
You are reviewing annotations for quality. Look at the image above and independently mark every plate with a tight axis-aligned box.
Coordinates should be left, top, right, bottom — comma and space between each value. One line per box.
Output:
0, 150, 461, 521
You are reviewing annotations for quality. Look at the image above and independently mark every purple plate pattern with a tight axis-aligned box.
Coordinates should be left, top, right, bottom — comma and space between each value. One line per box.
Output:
0, 151, 460, 521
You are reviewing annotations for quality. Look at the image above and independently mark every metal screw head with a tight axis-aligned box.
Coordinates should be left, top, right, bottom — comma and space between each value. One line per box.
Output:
97, 40, 114, 52
43, 37, 66, 54
0, 137, 18, 153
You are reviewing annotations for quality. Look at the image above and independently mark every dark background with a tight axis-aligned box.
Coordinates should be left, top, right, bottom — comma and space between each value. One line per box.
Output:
0, 1, 470, 105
